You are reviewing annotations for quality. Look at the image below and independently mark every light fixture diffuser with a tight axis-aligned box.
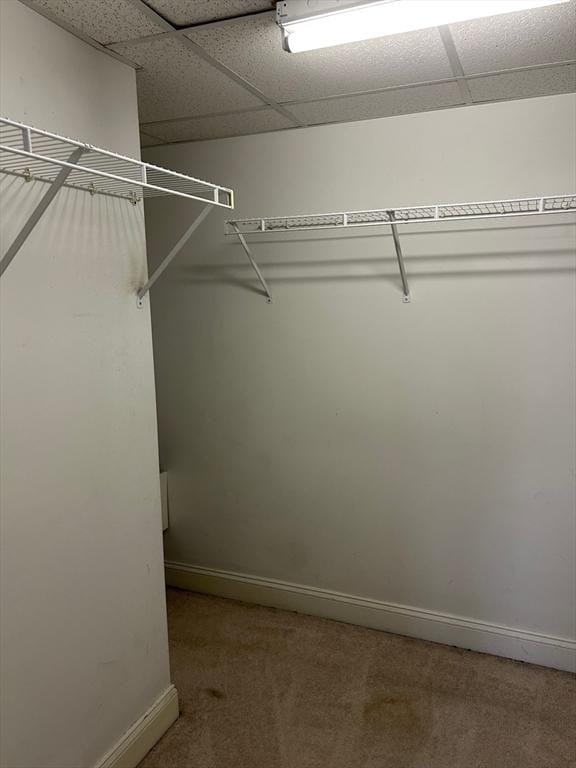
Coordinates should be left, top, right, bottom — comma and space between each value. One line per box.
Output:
276, 0, 569, 53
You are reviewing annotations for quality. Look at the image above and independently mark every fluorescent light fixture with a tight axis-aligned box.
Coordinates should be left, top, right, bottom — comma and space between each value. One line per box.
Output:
277, 0, 569, 53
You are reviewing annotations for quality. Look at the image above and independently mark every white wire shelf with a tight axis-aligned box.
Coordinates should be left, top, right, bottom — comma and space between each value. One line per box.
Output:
0, 116, 235, 297
0, 117, 234, 207
225, 194, 576, 304
225, 195, 576, 234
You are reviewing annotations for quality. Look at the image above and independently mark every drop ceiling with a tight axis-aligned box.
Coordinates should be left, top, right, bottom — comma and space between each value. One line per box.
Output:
20, 0, 576, 145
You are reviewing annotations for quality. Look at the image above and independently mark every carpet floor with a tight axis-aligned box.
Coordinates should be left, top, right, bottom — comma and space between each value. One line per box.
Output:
139, 588, 576, 768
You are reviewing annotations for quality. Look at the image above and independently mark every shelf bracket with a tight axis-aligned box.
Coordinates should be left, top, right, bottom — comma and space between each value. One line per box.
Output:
388, 211, 411, 303
137, 204, 212, 306
232, 224, 272, 303
0, 146, 86, 278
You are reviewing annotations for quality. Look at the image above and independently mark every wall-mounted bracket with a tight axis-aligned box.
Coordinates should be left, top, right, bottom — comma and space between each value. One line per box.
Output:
388, 211, 411, 303
136, 204, 213, 307
225, 194, 576, 305
231, 224, 273, 303
0, 146, 85, 278
0, 117, 235, 295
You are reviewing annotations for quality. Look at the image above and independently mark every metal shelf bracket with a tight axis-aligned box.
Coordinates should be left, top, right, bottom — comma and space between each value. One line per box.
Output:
225, 194, 576, 304
231, 224, 273, 303
137, 205, 213, 307
0, 117, 235, 296
388, 211, 411, 303
0, 146, 85, 278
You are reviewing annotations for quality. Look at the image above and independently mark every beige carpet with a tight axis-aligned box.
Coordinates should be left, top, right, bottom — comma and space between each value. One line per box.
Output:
139, 588, 576, 768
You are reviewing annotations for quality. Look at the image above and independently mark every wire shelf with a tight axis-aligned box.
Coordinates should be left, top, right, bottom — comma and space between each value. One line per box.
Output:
0, 117, 234, 208
226, 195, 576, 234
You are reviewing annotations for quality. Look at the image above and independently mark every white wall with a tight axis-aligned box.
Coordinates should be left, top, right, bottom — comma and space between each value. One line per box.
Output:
144, 94, 576, 667
0, 3, 172, 766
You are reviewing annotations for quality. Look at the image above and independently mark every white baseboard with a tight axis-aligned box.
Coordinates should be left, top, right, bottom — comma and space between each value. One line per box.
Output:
165, 562, 576, 673
95, 685, 179, 768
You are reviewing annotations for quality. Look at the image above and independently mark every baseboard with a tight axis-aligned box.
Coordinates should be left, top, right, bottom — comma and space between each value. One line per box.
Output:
95, 685, 179, 768
165, 562, 575, 673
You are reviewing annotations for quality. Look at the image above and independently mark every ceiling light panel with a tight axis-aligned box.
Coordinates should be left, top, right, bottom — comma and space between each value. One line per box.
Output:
23, 0, 165, 44
277, 0, 570, 53
186, 14, 453, 103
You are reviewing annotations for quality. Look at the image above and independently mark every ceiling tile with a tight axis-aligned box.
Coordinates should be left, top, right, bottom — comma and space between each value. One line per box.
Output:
468, 64, 576, 102
186, 14, 453, 102
24, 0, 166, 44
451, 1, 576, 75
109, 37, 263, 122
287, 82, 464, 126
141, 109, 294, 143
145, 0, 274, 27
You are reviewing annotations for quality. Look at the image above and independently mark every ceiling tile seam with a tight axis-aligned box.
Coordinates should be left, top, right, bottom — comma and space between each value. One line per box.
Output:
142, 84, 576, 149
464, 90, 576, 107
469, 59, 576, 78
169, 8, 277, 33
120, 0, 308, 129
282, 76, 463, 106
140, 127, 166, 141
123, 0, 174, 31
129, 1, 276, 34
289, 105, 473, 131
141, 99, 490, 148
438, 26, 474, 105
102, 10, 277, 47
142, 124, 306, 148
137, 57, 576, 130
237, 90, 576, 136
177, 35, 308, 127
16, 0, 143, 69
105, 30, 179, 47
277, 60, 576, 107
174, 9, 277, 34
104, 27, 252, 48
138, 79, 463, 129
141, 105, 274, 128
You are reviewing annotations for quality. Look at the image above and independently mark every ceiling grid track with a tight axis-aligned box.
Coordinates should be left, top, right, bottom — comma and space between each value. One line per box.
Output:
143, 105, 274, 128
140, 127, 169, 144
21, 0, 576, 144
140, 0, 276, 31
122, 0, 308, 128
137, 58, 576, 143
438, 25, 474, 106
